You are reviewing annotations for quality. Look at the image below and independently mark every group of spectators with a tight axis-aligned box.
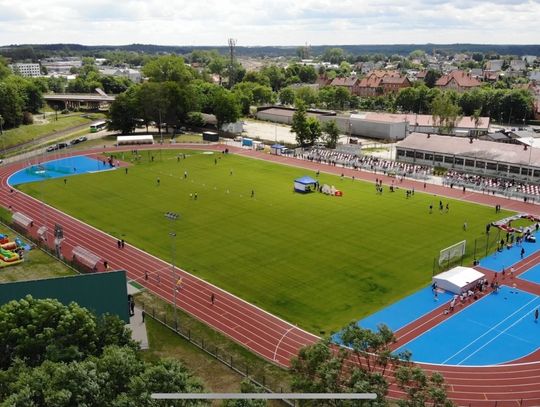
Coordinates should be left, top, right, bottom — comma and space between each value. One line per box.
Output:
297, 148, 433, 179
286, 146, 540, 200
443, 170, 540, 198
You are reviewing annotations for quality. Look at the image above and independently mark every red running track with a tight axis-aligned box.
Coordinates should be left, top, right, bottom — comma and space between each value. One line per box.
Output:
4, 144, 540, 405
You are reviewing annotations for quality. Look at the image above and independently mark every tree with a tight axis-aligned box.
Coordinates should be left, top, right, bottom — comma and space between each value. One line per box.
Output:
294, 86, 318, 107
305, 117, 322, 146
322, 48, 346, 64
408, 50, 426, 59
126, 358, 204, 406
0, 347, 205, 407
322, 120, 340, 148
291, 102, 309, 146
395, 87, 419, 113
423, 70, 441, 88
395, 366, 454, 407
298, 65, 317, 83
431, 93, 462, 134
0, 297, 205, 406
100, 75, 132, 94
142, 55, 195, 84
0, 57, 11, 80
109, 90, 139, 134
260, 65, 286, 91
47, 76, 67, 93
291, 324, 453, 406
208, 55, 227, 82
334, 87, 351, 110
243, 71, 271, 87
0, 80, 25, 128
213, 90, 241, 129
279, 87, 295, 105
0, 296, 137, 370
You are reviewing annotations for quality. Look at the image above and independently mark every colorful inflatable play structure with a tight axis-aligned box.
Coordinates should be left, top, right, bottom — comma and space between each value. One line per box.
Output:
0, 234, 26, 267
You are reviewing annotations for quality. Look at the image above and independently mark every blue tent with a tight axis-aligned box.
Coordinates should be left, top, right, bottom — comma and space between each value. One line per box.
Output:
294, 176, 317, 193
271, 144, 286, 155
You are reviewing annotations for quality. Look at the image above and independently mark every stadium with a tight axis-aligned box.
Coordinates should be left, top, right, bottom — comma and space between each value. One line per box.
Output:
4, 142, 540, 404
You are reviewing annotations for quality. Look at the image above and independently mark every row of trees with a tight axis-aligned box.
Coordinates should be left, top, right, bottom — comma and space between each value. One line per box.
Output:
3, 296, 453, 406
291, 323, 453, 406
0, 58, 45, 128
291, 103, 340, 148
0, 56, 136, 131
395, 83, 533, 124
109, 55, 242, 133
0, 296, 205, 406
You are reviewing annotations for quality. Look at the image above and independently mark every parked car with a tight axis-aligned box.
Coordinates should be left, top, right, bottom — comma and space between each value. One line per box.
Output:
46, 142, 69, 152
70, 136, 88, 145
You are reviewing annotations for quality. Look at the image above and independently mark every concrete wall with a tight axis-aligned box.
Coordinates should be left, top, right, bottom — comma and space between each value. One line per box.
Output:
256, 111, 293, 125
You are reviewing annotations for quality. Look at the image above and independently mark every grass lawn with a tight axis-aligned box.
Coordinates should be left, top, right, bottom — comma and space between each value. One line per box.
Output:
138, 291, 291, 393
18, 149, 511, 333
0, 228, 75, 283
2, 113, 103, 150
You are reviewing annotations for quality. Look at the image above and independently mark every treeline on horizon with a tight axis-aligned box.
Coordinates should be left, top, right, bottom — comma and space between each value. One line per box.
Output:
1, 43, 540, 60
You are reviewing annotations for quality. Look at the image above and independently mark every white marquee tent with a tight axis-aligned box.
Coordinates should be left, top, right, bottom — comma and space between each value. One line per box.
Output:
116, 135, 154, 145
432, 266, 485, 294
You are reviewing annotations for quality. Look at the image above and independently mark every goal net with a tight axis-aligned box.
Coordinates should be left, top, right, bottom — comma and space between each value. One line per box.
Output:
439, 240, 466, 266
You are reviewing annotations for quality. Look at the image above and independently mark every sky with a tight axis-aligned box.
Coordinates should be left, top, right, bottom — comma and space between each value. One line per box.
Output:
0, 0, 539, 46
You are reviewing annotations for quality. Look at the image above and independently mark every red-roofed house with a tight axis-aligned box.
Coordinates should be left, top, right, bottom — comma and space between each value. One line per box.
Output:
316, 75, 332, 87
357, 70, 410, 97
329, 76, 361, 95
435, 70, 481, 92
381, 76, 411, 94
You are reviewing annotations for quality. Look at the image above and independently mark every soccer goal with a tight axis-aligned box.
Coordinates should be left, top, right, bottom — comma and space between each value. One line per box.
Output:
439, 240, 466, 266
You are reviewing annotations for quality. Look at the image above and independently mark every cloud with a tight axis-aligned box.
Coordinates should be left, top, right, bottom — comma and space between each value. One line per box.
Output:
0, 0, 539, 45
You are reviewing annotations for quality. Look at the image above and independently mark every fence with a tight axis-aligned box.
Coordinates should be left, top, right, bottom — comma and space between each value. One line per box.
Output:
138, 301, 295, 406
0, 212, 91, 276
432, 228, 502, 276
0, 212, 296, 402
442, 178, 539, 204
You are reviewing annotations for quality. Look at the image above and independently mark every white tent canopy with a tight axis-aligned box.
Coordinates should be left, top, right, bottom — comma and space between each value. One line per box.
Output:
117, 135, 154, 145
433, 266, 485, 294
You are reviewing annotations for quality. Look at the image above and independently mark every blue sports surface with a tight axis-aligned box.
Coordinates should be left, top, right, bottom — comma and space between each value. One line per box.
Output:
9, 156, 113, 186
332, 285, 453, 343
479, 238, 540, 272
520, 264, 540, 285
395, 286, 540, 365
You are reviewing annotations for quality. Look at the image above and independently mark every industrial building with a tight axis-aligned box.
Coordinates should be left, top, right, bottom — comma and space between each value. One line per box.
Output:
9, 63, 41, 77
256, 107, 488, 141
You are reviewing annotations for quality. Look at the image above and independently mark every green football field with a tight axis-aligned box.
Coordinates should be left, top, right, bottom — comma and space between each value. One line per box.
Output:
18, 150, 510, 333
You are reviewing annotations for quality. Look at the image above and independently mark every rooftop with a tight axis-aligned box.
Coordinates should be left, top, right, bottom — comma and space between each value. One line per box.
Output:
398, 133, 540, 167
354, 112, 490, 129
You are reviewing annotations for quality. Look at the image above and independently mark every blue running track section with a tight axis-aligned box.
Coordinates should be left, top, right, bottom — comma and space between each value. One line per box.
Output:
332, 285, 453, 344
395, 286, 540, 365
480, 237, 540, 272
520, 264, 540, 284
9, 156, 113, 186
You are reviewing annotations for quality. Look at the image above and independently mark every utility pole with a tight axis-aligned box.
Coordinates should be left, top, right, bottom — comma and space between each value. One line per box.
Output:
228, 38, 237, 89
164, 211, 180, 329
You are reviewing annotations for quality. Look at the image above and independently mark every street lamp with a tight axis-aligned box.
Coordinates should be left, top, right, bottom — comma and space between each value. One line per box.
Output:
164, 211, 180, 329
